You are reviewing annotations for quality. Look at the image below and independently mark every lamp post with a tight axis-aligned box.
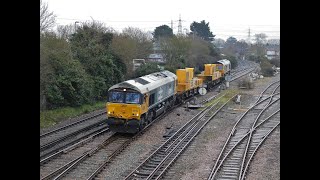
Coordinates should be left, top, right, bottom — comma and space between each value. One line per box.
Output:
74, 21, 79, 32
208, 36, 215, 43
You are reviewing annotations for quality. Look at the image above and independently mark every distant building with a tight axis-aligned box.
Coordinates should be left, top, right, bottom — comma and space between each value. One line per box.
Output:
265, 41, 280, 60
147, 53, 165, 63
265, 50, 280, 60
133, 59, 145, 71
267, 39, 280, 45
146, 41, 166, 63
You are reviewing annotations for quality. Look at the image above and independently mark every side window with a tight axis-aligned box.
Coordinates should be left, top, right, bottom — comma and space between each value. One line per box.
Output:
149, 93, 155, 105
168, 83, 172, 94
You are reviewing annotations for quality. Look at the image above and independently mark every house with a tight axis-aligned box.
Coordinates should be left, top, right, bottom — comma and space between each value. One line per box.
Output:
146, 41, 166, 63
147, 53, 165, 63
266, 50, 280, 60
133, 59, 145, 71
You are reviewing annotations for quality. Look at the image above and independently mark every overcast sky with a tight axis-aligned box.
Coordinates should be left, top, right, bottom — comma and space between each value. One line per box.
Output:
43, 0, 280, 41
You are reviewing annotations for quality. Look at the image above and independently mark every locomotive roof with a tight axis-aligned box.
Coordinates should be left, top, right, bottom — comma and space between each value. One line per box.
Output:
108, 70, 177, 94
216, 59, 230, 65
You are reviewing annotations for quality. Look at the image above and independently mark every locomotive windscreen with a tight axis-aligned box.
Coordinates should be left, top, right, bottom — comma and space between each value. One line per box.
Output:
125, 92, 141, 104
108, 90, 142, 104
108, 91, 125, 103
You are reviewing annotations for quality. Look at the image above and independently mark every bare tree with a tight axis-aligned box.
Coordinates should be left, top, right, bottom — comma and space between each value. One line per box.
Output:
40, 0, 56, 33
57, 24, 74, 39
254, 33, 268, 45
110, 27, 153, 78
122, 27, 153, 43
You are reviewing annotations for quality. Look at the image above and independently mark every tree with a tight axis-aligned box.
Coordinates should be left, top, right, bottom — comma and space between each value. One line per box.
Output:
226, 36, 237, 45
254, 33, 267, 45
134, 62, 161, 78
70, 21, 125, 99
223, 38, 249, 60
223, 36, 238, 57
160, 35, 221, 72
249, 44, 266, 57
269, 57, 280, 67
160, 36, 191, 69
153, 25, 173, 40
225, 55, 238, 69
40, 0, 56, 33
235, 40, 249, 58
186, 37, 212, 70
260, 59, 274, 77
212, 38, 225, 48
111, 27, 153, 78
40, 32, 54, 110
122, 27, 153, 59
190, 20, 215, 41
70, 21, 114, 72
56, 24, 74, 40
41, 33, 94, 108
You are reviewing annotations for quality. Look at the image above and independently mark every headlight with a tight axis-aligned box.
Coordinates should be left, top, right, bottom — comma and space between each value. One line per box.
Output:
108, 111, 111, 114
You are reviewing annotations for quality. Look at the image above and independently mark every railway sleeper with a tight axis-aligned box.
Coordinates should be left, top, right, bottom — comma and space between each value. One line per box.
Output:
134, 171, 152, 176
222, 165, 240, 170
221, 171, 238, 176
143, 164, 158, 168
226, 162, 240, 165
219, 174, 238, 179
148, 159, 162, 163
222, 168, 239, 173
140, 166, 157, 171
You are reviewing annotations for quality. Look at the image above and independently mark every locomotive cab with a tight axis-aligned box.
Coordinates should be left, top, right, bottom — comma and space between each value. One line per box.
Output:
106, 88, 146, 133
106, 70, 177, 133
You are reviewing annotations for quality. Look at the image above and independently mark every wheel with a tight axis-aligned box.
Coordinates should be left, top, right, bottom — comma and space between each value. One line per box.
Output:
139, 116, 145, 130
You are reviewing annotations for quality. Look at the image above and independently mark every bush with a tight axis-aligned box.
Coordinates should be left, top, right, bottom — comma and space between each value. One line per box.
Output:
260, 59, 274, 77
134, 62, 161, 77
269, 58, 280, 67
247, 55, 268, 63
41, 34, 95, 109
238, 78, 254, 89
46, 54, 95, 108
226, 55, 238, 69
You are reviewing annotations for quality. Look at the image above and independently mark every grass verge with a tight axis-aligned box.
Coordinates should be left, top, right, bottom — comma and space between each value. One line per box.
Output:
40, 101, 106, 129
202, 89, 239, 109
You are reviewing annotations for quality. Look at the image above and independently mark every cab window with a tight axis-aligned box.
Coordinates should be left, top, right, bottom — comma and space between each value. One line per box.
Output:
125, 92, 141, 104
108, 91, 125, 103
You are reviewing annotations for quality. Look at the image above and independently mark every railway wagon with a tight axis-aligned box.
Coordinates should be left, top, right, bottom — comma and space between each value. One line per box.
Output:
106, 70, 177, 133
215, 59, 231, 77
197, 64, 222, 89
176, 67, 203, 100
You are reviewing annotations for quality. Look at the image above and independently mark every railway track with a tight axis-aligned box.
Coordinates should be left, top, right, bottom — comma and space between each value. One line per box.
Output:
40, 127, 110, 165
40, 98, 192, 180
40, 120, 108, 161
40, 111, 106, 138
40, 130, 117, 180
124, 94, 236, 180
83, 95, 208, 180
230, 67, 256, 81
40, 61, 258, 179
207, 81, 280, 180
40, 110, 107, 160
